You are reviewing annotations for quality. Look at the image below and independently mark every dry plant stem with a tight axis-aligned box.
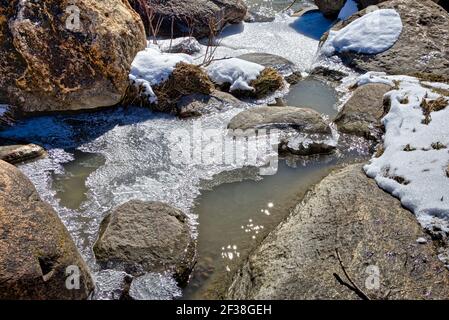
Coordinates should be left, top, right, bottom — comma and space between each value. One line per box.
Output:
169, 16, 174, 52
282, 0, 300, 13
335, 248, 371, 300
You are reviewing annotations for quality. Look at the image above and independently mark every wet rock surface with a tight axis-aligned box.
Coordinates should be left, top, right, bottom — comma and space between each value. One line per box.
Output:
228, 106, 331, 133
228, 164, 449, 299
0, 160, 94, 299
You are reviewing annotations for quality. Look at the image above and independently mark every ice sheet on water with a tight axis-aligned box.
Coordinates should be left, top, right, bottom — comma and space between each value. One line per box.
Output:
92, 270, 131, 300
0, 102, 280, 298
211, 13, 331, 71
129, 273, 182, 300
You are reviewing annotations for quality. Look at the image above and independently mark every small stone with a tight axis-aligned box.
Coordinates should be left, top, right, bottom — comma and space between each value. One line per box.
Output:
0, 144, 46, 164
416, 237, 428, 244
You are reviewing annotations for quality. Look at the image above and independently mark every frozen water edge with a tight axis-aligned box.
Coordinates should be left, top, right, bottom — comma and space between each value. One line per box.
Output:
156, 13, 332, 72
0, 102, 280, 299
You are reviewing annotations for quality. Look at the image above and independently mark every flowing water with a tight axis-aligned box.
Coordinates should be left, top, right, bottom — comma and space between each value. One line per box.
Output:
0, 4, 355, 300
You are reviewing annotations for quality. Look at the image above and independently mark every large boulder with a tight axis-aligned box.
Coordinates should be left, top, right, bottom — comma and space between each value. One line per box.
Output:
314, 0, 346, 18
0, 160, 94, 299
0, 0, 146, 113
324, 0, 449, 79
129, 0, 247, 38
228, 106, 336, 156
334, 83, 392, 140
93, 200, 196, 285
228, 164, 449, 299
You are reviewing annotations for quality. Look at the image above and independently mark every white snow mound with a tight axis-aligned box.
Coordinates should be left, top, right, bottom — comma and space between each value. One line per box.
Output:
129, 46, 193, 103
323, 9, 403, 56
206, 58, 265, 92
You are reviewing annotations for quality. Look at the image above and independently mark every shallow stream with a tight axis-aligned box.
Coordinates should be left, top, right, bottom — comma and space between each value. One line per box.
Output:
0, 2, 364, 300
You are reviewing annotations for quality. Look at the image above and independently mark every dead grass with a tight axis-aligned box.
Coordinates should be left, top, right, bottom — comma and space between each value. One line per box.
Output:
420, 83, 449, 97
403, 144, 416, 152
252, 68, 284, 99
431, 142, 447, 150
228, 67, 284, 99
399, 96, 409, 104
122, 62, 214, 114
421, 96, 448, 124
413, 72, 449, 84
375, 144, 385, 158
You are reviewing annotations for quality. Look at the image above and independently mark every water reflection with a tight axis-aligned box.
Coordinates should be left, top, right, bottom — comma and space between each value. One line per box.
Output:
182, 153, 368, 299
52, 150, 105, 210
285, 78, 338, 116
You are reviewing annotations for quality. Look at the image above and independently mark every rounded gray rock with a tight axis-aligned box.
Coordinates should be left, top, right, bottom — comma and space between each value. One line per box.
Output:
93, 200, 196, 286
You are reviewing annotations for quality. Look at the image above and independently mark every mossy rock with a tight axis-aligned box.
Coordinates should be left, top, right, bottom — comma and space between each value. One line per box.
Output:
154, 62, 214, 112
123, 62, 214, 114
223, 67, 284, 99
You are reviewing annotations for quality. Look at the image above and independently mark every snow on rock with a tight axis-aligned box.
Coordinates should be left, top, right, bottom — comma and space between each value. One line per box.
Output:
129, 46, 193, 103
338, 0, 359, 21
361, 72, 449, 233
206, 58, 265, 92
322, 9, 403, 56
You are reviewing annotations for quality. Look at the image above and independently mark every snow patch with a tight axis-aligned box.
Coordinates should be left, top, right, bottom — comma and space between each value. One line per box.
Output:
322, 9, 403, 56
129, 46, 193, 103
361, 72, 449, 233
206, 58, 265, 92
